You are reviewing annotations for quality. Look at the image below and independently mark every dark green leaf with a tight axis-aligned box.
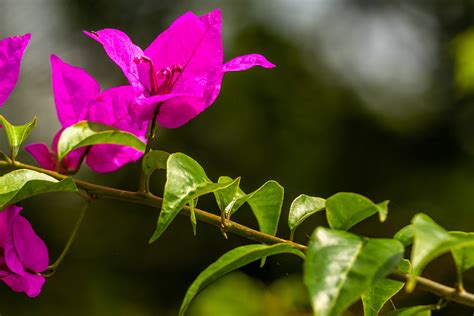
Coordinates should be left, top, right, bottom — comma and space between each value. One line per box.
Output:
288, 194, 325, 239
179, 243, 304, 316
384, 305, 432, 316
304, 227, 403, 316
361, 278, 404, 316
394, 225, 414, 247
149, 153, 238, 243
57, 121, 146, 161
0, 169, 77, 208
408, 214, 474, 291
142, 150, 170, 192
0, 115, 37, 159
326, 193, 388, 231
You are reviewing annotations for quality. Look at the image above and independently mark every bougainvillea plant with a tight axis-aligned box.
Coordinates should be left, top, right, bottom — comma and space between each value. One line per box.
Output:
0, 9, 474, 315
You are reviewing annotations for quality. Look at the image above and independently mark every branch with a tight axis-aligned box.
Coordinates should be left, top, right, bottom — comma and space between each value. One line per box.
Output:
1, 160, 474, 307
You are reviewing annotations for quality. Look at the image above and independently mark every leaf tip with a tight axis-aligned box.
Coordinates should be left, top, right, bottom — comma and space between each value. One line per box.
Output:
148, 231, 160, 244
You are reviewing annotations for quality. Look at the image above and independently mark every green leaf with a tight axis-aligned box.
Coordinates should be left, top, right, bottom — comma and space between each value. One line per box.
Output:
0, 115, 37, 159
149, 153, 238, 243
0, 169, 77, 208
214, 176, 243, 217
303, 227, 403, 316
408, 214, 474, 291
397, 259, 412, 274
213, 177, 284, 237
361, 278, 404, 316
247, 181, 284, 236
394, 225, 414, 247
288, 194, 325, 239
450, 231, 474, 291
179, 243, 305, 316
142, 150, 170, 192
384, 305, 432, 316
57, 121, 146, 161
326, 193, 388, 231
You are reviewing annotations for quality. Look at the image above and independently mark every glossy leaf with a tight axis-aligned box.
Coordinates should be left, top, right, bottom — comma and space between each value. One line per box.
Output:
149, 153, 238, 243
288, 194, 325, 239
326, 193, 388, 231
384, 305, 432, 316
57, 121, 146, 161
179, 243, 305, 316
213, 176, 284, 236
450, 231, 474, 291
408, 214, 474, 291
0, 169, 77, 208
361, 279, 404, 316
394, 225, 414, 247
303, 227, 403, 316
0, 115, 37, 159
142, 150, 170, 191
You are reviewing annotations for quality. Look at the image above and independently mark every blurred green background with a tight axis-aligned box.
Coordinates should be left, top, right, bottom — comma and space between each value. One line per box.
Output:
1, 0, 474, 315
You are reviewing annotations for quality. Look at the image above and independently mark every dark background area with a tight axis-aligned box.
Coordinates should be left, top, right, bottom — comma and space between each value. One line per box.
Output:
1, 0, 474, 315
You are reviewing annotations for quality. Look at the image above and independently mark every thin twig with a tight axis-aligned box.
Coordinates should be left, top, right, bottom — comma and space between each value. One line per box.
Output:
1, 160, 474, 307
44, 199, 89, 276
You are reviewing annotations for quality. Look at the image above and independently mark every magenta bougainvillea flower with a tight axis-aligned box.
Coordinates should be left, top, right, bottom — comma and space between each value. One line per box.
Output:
85, 9, 275, 128
0, 205, 49, 297
25, 55, 147, 173
0, 34, 31, 107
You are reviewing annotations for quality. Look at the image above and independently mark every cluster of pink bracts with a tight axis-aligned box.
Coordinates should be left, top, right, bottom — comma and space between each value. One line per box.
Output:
0, 9, 274, 297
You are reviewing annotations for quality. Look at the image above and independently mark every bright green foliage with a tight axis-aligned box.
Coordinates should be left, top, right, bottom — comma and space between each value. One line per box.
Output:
213, 176, 284, 236
394, 225, 414, 247
288, 194, 325, 239
397, 259, 412, 274
408, 214, 474, 291
179, 243, 305, 316
57, 121, 146, 161
0, 115, 37, 159
142, 150, 170, 192
450, 231, 474, 290
149, 153, 238, 243
303, 227, 403, 316
325, 192, 389, 231
0, 169, 77, 208
384, 305, 432, 316
361, 278, 404, 316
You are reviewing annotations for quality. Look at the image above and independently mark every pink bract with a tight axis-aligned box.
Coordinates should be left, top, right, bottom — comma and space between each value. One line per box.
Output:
0, 205, 49, 297
0, 34, 31, 107
26, 55, 147, 173
85, 9, 275, 128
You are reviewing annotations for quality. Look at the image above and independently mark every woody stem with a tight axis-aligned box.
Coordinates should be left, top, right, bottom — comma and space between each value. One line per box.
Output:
2, 159, 474, 307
